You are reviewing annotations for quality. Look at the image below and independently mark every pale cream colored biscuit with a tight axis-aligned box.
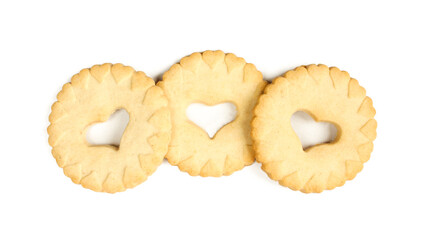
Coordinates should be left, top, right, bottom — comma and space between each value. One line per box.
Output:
48, 63, 171, 193
252, 64, 377, 193
158, 51, 267, 177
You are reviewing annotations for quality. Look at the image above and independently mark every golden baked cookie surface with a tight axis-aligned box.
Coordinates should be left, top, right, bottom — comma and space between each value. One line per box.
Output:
48, 63, 171, 193
252, 64, 377, 193
158, 51, 267, 177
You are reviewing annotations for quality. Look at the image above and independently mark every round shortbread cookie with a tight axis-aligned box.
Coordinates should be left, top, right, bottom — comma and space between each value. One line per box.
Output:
48, 63, 171, 193
158, 51, 267, 177
252, 64, 377, 193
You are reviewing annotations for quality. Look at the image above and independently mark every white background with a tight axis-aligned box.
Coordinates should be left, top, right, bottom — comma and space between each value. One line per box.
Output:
1, 0, 420, 239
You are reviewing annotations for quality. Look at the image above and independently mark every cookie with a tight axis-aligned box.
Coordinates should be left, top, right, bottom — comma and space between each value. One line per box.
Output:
48, 63, 171, 193
251, 64, 377, 193
158, 51, 267, 177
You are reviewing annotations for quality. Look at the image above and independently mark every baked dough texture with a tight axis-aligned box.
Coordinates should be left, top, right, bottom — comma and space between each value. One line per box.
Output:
158, 50, 267, 177
252, 64, 377, 193
48, 63, 171, 193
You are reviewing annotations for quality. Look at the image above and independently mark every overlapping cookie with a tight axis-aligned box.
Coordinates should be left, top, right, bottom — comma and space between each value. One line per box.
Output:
48, 63, 171, 193
252, 64, 377, 193
158, 51, 267, 177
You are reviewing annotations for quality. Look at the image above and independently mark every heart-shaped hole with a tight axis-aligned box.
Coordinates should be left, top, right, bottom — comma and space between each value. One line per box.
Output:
291, 111, 338, 150
186, 103, 237, 138
86, 109, 129, 148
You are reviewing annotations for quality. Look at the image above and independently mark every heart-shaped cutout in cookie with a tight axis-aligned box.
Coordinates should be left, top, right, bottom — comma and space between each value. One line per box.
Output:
86, 109, 129, 147
291, 111, 338, 150
186, 103, 237, 138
